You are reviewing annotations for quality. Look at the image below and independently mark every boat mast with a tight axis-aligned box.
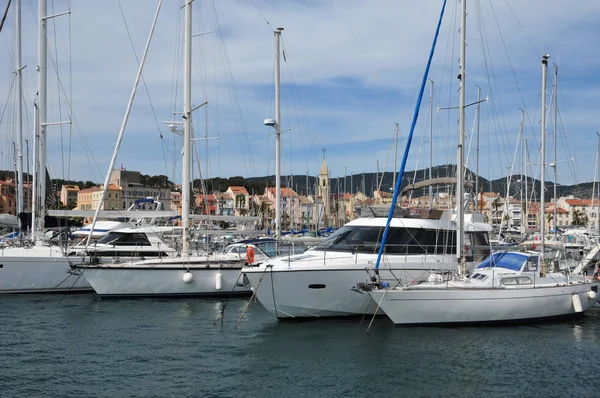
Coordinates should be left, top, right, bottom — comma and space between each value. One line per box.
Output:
597, 132, 600, 232
182, 0, 192, 256
344, 165, 347, 223
274, 27, 283, 238
457, 0, 467, 275
36, 0, 48, 239
475, 85, 480, 201
393, 122, 398, 193
16, 0, 24, 216
552, 64, 558, 240
524, 136, 529, 233
540, 53, 550, 264
429, 80, 434, 209
518, 109, 525, 234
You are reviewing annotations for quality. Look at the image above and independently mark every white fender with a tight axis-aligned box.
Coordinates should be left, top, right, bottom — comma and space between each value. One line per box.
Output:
183, 271, 193, 284
588, 290, 597, 301
215, 272, 222, 290
572, 294, 583, 313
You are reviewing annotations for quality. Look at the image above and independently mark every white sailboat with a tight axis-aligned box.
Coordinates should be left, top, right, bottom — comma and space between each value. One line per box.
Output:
0, 0, 92, 294
76, 0, 253, 298
367, 0, 599, 325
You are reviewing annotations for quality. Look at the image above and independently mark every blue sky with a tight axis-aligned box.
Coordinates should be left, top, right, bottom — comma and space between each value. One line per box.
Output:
1, 0, 600, 188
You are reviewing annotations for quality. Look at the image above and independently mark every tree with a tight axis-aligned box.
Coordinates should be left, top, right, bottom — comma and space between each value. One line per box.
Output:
235, 194, 245, 209
571, 209, 588, 226
281, 212, 290, 230
492, 198, 500, 214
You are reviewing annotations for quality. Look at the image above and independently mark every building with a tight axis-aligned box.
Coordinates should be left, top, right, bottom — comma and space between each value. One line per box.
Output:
0, 179, 17, 215
215, 192, 234, 216
76, 184, 122, 212
317, 157, 330, 227
194, 193, 217, 215
109, 169, 171, 210
374, 190, 393, 204
60, 185, 80, 208
264, 187, 300, 230
0, 179, 32, 215
226, 186, 250, 216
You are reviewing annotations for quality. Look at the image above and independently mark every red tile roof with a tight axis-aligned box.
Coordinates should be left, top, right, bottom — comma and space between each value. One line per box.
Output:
228, 186, 249, 195
265, 187, 298, 197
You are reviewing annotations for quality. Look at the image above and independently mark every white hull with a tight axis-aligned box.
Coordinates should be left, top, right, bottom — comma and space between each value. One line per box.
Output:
80, 259, 251, 297
369, 283, 599, 325
0, 245, 91, 293
243, 253, 459, 318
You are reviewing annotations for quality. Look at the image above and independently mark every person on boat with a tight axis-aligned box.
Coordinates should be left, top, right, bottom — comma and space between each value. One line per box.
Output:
245, 245, 255, 265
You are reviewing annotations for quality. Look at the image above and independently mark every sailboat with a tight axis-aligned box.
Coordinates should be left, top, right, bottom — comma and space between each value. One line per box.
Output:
0, 0, 92, 294
74, 0, 253, 298
366, 0, 599, 325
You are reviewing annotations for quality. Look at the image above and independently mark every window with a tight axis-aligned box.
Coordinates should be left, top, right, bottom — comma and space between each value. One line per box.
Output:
501, 276, 533, 286
311, 226, 458, 255
96, 232, 151, 246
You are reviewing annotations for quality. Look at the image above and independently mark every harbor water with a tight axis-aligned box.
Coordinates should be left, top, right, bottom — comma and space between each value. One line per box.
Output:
1, 293, 599, 397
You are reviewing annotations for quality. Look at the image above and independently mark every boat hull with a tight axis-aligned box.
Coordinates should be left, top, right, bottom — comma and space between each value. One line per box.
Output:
80, 262, 251, 298
369, 283, 599, 325
243, 263, 445, 318
0, 246, 91, 293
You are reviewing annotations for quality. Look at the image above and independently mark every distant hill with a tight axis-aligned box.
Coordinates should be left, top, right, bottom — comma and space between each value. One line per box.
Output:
245, 165, 598, 200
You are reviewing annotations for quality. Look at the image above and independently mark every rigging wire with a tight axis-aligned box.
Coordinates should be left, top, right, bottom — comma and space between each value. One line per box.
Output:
116, 0, 170, 177
247, 0, 273, 30
50, 0, 65, 181
281, 36, 320, 174
209, 0, 256, 177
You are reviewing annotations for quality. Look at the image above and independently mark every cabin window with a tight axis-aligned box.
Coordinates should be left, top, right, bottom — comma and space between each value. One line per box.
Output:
310, 226, 457, 255
467, 231, 491, 261
523, 257, 539, 272
96, 232, 151, 246
470, 273, 488, 280
501, 276, 533, 286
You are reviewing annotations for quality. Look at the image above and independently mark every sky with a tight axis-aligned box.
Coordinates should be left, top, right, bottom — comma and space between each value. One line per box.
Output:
1, 0, 600, 188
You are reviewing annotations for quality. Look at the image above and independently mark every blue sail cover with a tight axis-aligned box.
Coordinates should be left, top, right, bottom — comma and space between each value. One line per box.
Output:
476, 252, 528, 272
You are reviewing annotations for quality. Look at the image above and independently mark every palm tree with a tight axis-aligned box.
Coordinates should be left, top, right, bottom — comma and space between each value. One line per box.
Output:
235, 193, 245, 209
571, 209, 589, 226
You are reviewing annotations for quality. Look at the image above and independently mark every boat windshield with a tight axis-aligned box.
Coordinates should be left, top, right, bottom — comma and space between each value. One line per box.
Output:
309, 225, 458, 255
477, 252, 537, 272
95, 232, 152, 246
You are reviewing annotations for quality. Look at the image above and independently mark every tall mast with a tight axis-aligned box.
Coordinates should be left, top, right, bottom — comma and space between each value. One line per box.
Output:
274, 27, 283, 238
344, 165, 347, 223
552, 64, 558, 240
540, 53, 550, 262
519, 109, 525, 234
305, 171, 309, 229
475, 85, 481, 200
393, 123, 398, 193
597, 132, 600, 231
16, 0, 24, 216
524, 137, 529, 233
37, 0, 48, 237
429, 80, 434, 209
457, 0, 467, 274
182, 0, 192, 256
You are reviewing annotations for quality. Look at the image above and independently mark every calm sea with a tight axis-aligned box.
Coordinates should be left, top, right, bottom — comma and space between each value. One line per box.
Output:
0, 293, 598, 398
